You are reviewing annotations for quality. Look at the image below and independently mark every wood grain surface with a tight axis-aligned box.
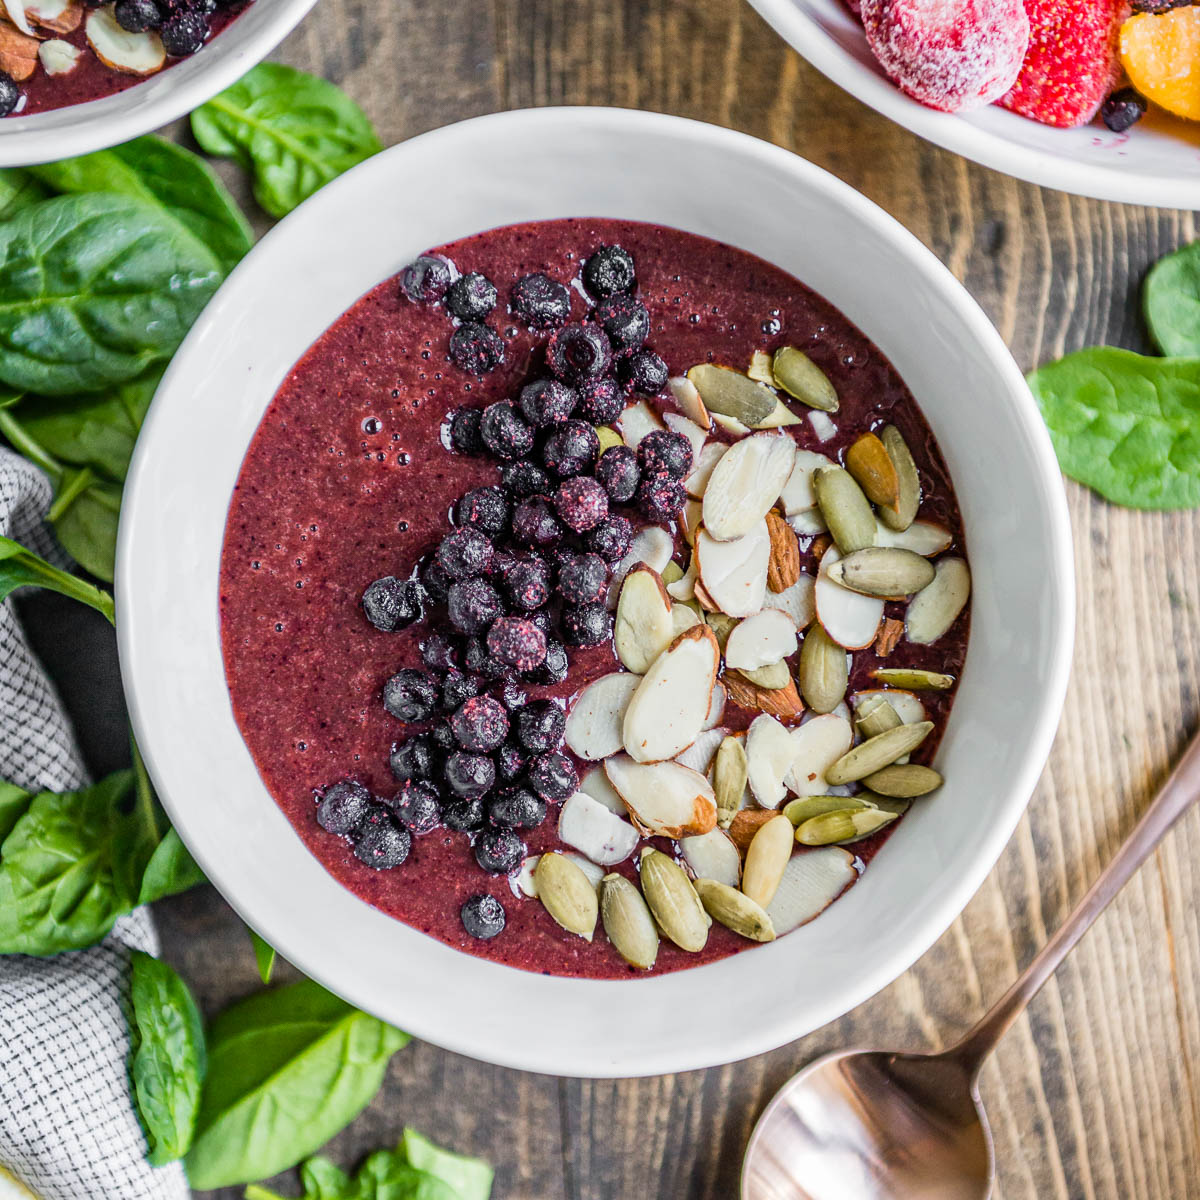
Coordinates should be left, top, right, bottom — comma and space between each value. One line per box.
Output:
145, 0, 1200, 1196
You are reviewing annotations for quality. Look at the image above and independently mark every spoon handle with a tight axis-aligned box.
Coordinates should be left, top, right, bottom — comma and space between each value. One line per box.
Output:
946, 725, 1200, 1077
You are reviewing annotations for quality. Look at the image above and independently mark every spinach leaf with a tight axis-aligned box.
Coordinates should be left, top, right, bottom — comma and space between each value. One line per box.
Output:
248, 927, 277, 983
0, 534, 115, 622
0, 192, 222, 396
49, 473, 121, 582
191, 64, 382, 219
0, 169, 50, 220
128, 949, 207, 1164
1029, 348, 1200, 509
401, 1130, 493, 1200
0, 780, 31, 843
139, 828, 206, 904
1144, 240, 1200, 358
186, 979, 409, 1189
27, 136, 252, 275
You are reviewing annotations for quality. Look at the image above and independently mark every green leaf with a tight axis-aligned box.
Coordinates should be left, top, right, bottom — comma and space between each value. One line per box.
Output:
1029, 347, 1200, 509
139, 828, 206, 904
27, 136, 253, 275
0, 192, 222, 396
1144, 240, 1200, 358
51, 473, 121, 582
0, 534, 115, 622
191, 64, 382, 219
0, 169, 50, 220
186, 979, 410, 1189
401, 1129, 493, 1200
0, 780, 31, 843
128, 949, 207, 1164
248, 927, 278, 983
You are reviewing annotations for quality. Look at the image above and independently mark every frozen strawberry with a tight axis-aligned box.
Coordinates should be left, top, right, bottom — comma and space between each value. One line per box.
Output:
862, 0, 1030, 113
1121, 8, 1200, 122
1000, 0, 1122, 128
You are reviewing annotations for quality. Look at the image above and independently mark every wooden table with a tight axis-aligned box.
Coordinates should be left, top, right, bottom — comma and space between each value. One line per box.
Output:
27, 0, 1200, 1195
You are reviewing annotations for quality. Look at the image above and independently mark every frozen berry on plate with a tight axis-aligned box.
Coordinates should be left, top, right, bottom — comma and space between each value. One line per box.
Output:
421, 632, 460, 672
493, 740, 528, 783
445, 271, 498, 321
518, 378, 577, 427
525, 638, 568, 685
447, 577, 505, 635
461, 893, 506, 939
455, 485, 510, 538
450, 695, 510, 752
390, 736, 436, 784
354, 813, 411, 869
511, 496, 563, 548
546, 323, 613, 385
393, 780, 441, 834
583, 244, 636, 298
480, 400, 534, 460
561, 602, 613, 647
557, 552, 608, 606
161, 10, 208, 54
436, 526, 494, 579
514, 698, 566, 752
594, 294, 650, 352
595, 445, 640, 503
401, 254, 454, 303
440, 670, 479, 713
1101, 86, 1147, 132
511, 273, 572, 329
638, 429, 693, 479
383, 668, 439, 722
503, 557, 551, 611
464, 635, 506, 679
449, 322, 505, 375
362, 576, 424, 632
636, 472, 686, 523
488, 786, 547, 829
617, 348, 669, 396
554, 476, 608, 533
0, 73, 18, 119
487, 617, 548, 672
115, 0, 162, 30
542, 419, 600, 478
446, 750, 496, 799
316, 780, 371, 835
528, 752, 578, 802
584, 514, 633, 563
443, 796, 486, 831
448, 406, 484, 455
474, 827, 525, 874
574, 375, 624, 424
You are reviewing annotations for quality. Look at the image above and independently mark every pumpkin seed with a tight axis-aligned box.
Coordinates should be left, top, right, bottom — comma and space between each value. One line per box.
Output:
862, 764, 943, 798
694, 879, 776, 942
600, 873, 659, 969
661, 560, 684, 587
871, 667, 955, 691
813, 467, 876, 555
705, 611, 738, 653
825, 721, 934, 784
771, 347, 839, 412
783, 794, 874, 824
798, 621, 848, 713
735, 660, 792, 690
877, 425, 921, 532
845, 432, 900, 507
855, 694, 902, 739
638, 847, 709, 952
741, 813, 794, 908
713, 735, 748, 829
595, 424, 624, 453
747, 350, 777, 386
535, 852, 599, 940
796, 807, 897, 846
825, 546, 935, 598
686, 363, 777, 427
863, 793, 910, 817
906, 557, 971, 645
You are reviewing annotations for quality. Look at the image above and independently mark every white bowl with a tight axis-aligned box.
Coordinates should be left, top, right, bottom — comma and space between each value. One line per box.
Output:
0, 0, 316, 167
118, 107, 1074, 1077
748, 0, 1200, 208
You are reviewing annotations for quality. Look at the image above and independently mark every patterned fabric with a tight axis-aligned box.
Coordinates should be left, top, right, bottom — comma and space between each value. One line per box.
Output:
0, 448, 190, 1200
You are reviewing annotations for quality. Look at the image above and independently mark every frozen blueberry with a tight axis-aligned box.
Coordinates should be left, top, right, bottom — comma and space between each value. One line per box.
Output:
503, 557, 550, 611
115, 0, 162, 30
557, 552, 608, 606
393, 780, 441, 834
553, 476, 608, 533
316, 780, 371, 835
514, 699, 566, 753
448, 406, 484, 455
450, 695, 510, 752
445, 750, 496, 799
636, 472, 686, 523
518, 378, 577, 427
390, 736, 436, 784
354, 814, 411, 869
527, 752, 578, 802
487, 617, 548, 672
1101, 87, 1147, 134
362, 576, 425, 632
511, 273, 571, 329
436, 527, 494, 580
638, 429, 693, 479
618, 348, 669, 396
525, 638, 568, 685
445, 272, 497, 321
429, 723, 456, 755
500, 461, 551, 497
464, 635, 506, 679
461, 893, 506, 939
488, 786, 546, 829
449, 323, 505, 376
525, 607, 553, 637
561, 602, 613, 647
0, 73, 18, 119
420, 556, 453, 602
594, 445, 640, 503
400, 254, 454, 303
594, 294, 650, 352
443, 796, 486, 831
383, 668, 439, 722
584, 514, 633, 563
573, 375, 624, 424
440, 670, 479, 713
420, 632, 460, 672
542, 420, 599, 478
511, 496, 562, 548
474, 827, 525, 874
493, 740, 527, 783
480, 400, 534, 461
455, 485, 510, 538
447, 577, 504, 635
546, 323, 612, 385
583, 244, 636, 298
161, 10, 208, 55
496, 678, 527, 712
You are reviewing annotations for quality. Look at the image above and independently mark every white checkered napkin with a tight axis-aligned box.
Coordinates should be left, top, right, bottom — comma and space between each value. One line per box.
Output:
0, 448, 189, 1200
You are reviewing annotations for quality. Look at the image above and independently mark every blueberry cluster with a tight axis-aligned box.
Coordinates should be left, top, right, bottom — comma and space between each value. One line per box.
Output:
112, 0, 234, 56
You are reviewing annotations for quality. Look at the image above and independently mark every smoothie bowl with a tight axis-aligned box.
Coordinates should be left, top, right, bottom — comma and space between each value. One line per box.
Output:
119, 107, 1074, 1076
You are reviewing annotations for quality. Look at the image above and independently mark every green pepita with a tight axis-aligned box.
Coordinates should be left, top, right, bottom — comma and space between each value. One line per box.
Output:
638, 848, 709, 953
877, 425, 921, 532
814, 467, 876, 555
796, 807, 898, 846
594, 425, 623, 453
600, 874, 659, 969
713, 735, 748, 829
862, 764, 943, 798
854, 695, 902, 739
694, 879, 776, 942
825, 546, 935, 598
783, 794, 874, 825
735, 660, 792, 690
798, 622, 848, 713
771, 347, 839, 412
705, 611, 738, 653
825, 721, 934, 785
535, 852, 599, 940
686, 363, 778, 427
906, 557, 971, 645
871, 668, 956, 691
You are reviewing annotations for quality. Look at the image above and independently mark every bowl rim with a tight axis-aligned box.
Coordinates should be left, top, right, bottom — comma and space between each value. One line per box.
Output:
117, 106, 1075, 1077
745, 0, 1200, 210
0, 0, 317, 167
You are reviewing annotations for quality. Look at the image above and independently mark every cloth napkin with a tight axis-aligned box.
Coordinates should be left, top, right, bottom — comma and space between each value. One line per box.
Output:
0, 448, 190, 1200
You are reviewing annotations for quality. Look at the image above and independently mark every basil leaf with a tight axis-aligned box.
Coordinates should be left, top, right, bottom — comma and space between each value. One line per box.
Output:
191, 64, 382, 219
0, 169, 50, 220
0, 534, 115, 622
1029, 347, 1200, 509
401, 1129, 493, 1200
248, 927, 277, 983
0, 193, 222, 396
0, 780, 31, 843
27, 136, 252, 275
186, 979, 409, 1189
1144, 240, 1200, 357
128, 949, 207, 1164
139, 828, 206, 904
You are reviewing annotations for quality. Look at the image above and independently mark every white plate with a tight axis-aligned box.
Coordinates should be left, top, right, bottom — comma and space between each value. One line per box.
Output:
0, 0, 317, 166
118, 107, 1074, 1077
748, 0, 1200, 208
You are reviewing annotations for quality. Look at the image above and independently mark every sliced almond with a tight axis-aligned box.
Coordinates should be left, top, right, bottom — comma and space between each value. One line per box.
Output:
666, 555, 698, 603
557, 791, 640, 866
747, 350, 777, 386
614, 563, 674, 674
694, 521, 770, 618
37, 34, 78, 71
704, 681, 727, 730
664, 410, 707, 466
845, 432, 900, 507
851, 689, 927, 727
1, 0, 34, 35
763, 572, 815, 630
753, 399, 802, 429
807, 410, 837, 443
564, 671, 641, 760
680, 827, 741, 887
778, 448, 836, 516
28, 0, 81, 32
825, 546, 935, 599
685, 441, 726, 499
723, 671, 805, 722
0, 20, 38, 77
670, 600, 701, 636
692, 577, 719, 612
725, 609, 797, 671
815, 545, 884, 650
765, 510, 801, 592
741, 813, 794, 908
85, 5, 164, 74
874, 517, 953, 557
680, 498, 703, 545
616, 399, 664, 450
906, 557, 971, 645
765, 847, 856, 934
785, 713, 853, 796
712, 412, 752, 437
622, 624, 720, 762
702, 432, 796, 541
605, 755, 718, 838
674, 725, 727, 775
686, 363, 778, 428
606, 524, 673, 607
668, 374, 712, 431
579, 765, 627, 814
727, 807, 776, 853
787, 508, 828, 537
874, 617, 904, 657
745, 714, 797, 809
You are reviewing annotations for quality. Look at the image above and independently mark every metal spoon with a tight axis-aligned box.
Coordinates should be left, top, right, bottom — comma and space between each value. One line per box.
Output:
742, 726, 1200, 1200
